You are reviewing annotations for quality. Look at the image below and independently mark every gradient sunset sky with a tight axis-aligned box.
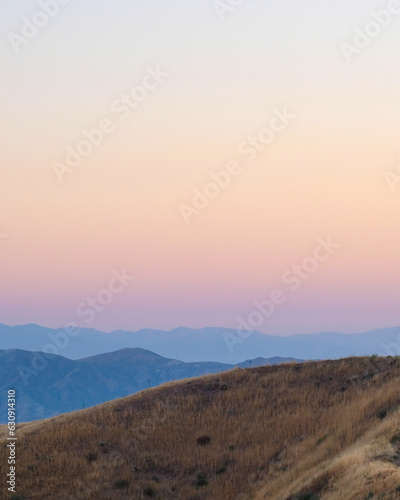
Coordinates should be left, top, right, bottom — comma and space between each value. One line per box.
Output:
0, 0, 399, 335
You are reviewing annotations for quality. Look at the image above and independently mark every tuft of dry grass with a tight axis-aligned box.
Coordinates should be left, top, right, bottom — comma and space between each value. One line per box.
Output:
2, 356, 400, 499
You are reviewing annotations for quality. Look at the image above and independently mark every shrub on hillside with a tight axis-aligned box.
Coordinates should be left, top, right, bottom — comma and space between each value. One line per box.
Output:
377, 409, 387, 420
114, 479, 129, 489
143, 486, 156, 497
85, 452, 98, 464
195, 472, 208, 487
390, 433, 400, 445
196, 435, 211, 446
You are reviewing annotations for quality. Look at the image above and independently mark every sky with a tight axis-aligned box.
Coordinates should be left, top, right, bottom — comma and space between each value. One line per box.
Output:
0, 0, 399, 336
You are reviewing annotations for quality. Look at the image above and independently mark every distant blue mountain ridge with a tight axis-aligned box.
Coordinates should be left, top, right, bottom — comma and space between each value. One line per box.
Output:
0, 347, 302, 422
0, 323, 399, 364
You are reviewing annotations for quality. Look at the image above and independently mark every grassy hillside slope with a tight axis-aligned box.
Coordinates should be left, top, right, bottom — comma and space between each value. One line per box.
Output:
2, 356, 400, 499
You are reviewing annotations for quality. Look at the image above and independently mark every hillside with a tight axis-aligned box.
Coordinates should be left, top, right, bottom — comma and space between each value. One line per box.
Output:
2, 356, 400, 499
0, 348, 300, 423
0, 348, 231, 423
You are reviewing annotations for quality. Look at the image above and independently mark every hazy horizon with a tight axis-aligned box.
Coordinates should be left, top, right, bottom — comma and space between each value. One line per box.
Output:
2, 321, 400, 339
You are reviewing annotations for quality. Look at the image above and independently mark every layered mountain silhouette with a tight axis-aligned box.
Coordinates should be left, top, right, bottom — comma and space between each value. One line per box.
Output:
0, 348, 301, 423
1, 323, 399, 363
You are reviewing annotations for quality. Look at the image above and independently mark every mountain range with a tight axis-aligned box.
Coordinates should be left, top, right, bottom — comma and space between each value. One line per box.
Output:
0, 323, 399, 363
0, 347, 301, 423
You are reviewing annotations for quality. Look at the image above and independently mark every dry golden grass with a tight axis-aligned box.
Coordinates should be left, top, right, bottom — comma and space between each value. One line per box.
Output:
2, 356, 400, 499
